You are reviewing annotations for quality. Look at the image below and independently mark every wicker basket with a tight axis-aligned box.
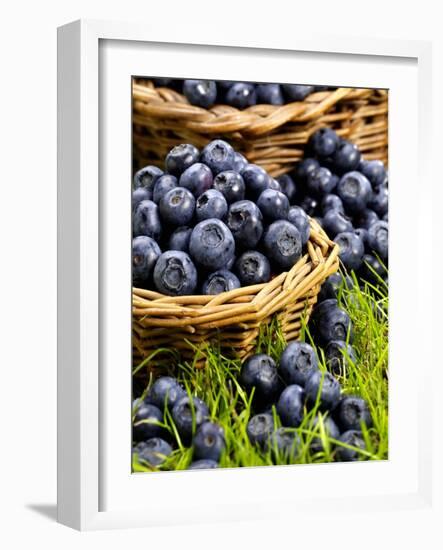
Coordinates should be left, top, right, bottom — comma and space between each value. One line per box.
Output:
132, 219, 339, 369
132, 81, 388, 178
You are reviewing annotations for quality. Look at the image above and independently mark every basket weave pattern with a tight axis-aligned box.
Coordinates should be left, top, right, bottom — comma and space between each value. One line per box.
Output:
133, 81, 388, 178
132, 219, 339, 368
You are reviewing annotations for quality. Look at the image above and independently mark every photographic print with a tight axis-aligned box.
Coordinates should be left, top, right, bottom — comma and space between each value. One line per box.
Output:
131, 78, 388, 472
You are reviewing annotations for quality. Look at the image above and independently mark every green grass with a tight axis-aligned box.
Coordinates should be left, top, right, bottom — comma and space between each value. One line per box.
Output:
132, 271, 388, 472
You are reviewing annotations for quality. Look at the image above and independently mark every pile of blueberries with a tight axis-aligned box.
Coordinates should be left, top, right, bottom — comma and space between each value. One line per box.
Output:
149, 77, 330, 109
133, 139, 311, 296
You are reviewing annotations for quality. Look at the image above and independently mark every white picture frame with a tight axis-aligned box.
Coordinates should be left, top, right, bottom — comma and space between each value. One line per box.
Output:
57, 19, 436, 532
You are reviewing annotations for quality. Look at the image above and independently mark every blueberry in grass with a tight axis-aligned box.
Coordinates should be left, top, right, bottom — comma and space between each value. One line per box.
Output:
133, 165, 163, 191
235, 251, 271, 286
133, 438, 172, 468
268, 428, 300, 460
193, 422, 225, 462
281, 84, 314, 101
168, 226, 192, 252
299, 195, 318, 217
153, 174, 178, 204
280, 341, 319, 387
257, 189, 290, 222
195, 189, 228, 222
321, 193, 344, 215
318, 273, 344, 302
313, 302, 353, 345
331, 140, 361, 174
367, 220, 388, 260
359, 159, 387, 189
305, 370, 341, 411
334, 395, 372, 432
159, 187, 195, 227
307, 167, 337, 197
213, 170, 245, 203
368, 183, 388, 217
263, 220, 302, 270
240, 354, 280, 404
325, 340, 357, 377
277, 174, 297, 203
322, 209, 353, 239
309, 414, 340, 454
334, 231, 365, 271
149, 376, 186, 410
133, 200, 162, 240
226, 200, 263, 248
355, 209, 379, 230
225, 82, 257, 109
182, 79, 217, 108
132, 236, 161, 287
308, 128, 339, 158
246, 413, 275, 448
336, 171, 372, 214
277, 385, 305, 427
233, 152, 248, 173
287, 206, 310, 245
201, 270, 240, 295
133, 403, 163, 441
132, 187, 152, 211
336, 430, 366, 462
358, 254, 386, 285
200, 139, 235, 175
189, 219, 235, 270
242, 164, 271, 200
153, 251, 198, 296
256, 83, 284, 105
188, 459, 218, 470
165, 143, 200, 177
179, 162, 213, 197
172, 396, 210, 442
296, 158, 320, 185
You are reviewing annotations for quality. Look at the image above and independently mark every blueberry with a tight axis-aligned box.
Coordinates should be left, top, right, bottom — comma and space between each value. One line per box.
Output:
309, 414, 340, 453
308, 128, 339, 158
359, 159, 387, 189
213, 170, 245, 203
263, 220, 302, 270
355, 209, 379, 230
188, 459, 218, 470
367, 220, 388, 260
325, 340, 357, 377
201, 270, 241, 295
153, 251, 198, 296
331, 140, 361, 174
336, 430, 366, 462
313, 302, 353, 345
334, 231, 365, 271
235, 251, 271, 286
280, 341, 319, 386
179, 163, 213, 197
240, 353, 280, 404
277, 385, 305, 427
153, 174, 178, 204
358, 254, 386, 284
189, 219, 235, 270
277, 174, 297, 203
242, 164, 271, 200
268, 428, 300, 460
159, 187, 195, 226
334, 395, 372, 431
133, 165, 163, 191
132, 187, 152, 211
368, 183, 388, 217
322, 209, 353, 238
282, 84, 314, 101
318, 273, 345, 302
133, 438, 172, 467
168, 226, 192, 252
227, 200, 263, 248
132, 236, 161, 287
200, 140, 235, 175
165, 143, 200, 177
321, 193, 344, 215
299, 196, 318, 216
305, 370, 341, 411
287, 206, 310, 245
233, 152, 248, 173
183, 79, 217, 108
246, 413, 274, 447
151, 77, 174, 87
172, 396, 210, 442
256, 83, 284, 105
336, 171, 372, 214
133, 403, 163, 441
195, 189, 228, 222
382, 212, 388, 222
257, 189, 290, 222
296, 158, 320, 184
354, 228, 369, 248
225, 82, 257, 109
306, 167, 337, 197
133, 200, 162, 240
193, 422, 225, 462
268, 178, 281, 191
149, 376, 186, 410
